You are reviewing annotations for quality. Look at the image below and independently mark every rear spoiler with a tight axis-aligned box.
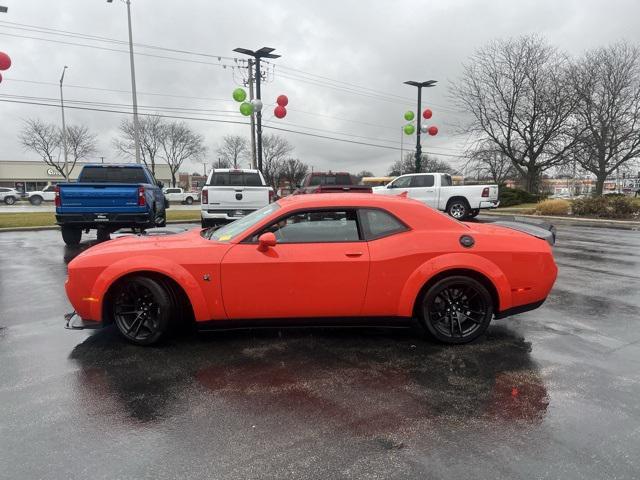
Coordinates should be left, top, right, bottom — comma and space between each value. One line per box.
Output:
491, 216, 556, 246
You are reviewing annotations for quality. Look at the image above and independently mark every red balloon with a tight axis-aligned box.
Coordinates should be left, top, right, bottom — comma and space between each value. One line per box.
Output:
0, 51, 11, 71
422, 108, 432, 120
428, 126, 438, 136
274, 105, 287, 119
276, 94, 288, 107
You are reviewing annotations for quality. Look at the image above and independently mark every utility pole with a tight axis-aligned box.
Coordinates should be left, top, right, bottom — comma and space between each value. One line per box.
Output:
399, 126, 404, 174
247, 59, 257, 169
404, 80, 437, 173
233, 47, 280, 171
59, 66, 69, 181
107, 0, 141, 164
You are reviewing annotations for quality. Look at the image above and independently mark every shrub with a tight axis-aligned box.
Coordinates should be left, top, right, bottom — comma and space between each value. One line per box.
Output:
499, 187, 539, 207
535, 199, 570, 216
572, 195, 640, 219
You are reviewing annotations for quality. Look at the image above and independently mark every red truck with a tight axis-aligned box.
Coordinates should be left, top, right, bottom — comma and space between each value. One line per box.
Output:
294, 172, 372, 194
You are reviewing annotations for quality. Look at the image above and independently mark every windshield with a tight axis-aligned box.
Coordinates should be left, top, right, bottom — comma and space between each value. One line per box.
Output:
203, 203, 280, 241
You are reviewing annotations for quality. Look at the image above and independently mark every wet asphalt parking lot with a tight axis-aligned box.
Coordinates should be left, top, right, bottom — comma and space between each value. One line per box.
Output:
1, 221, 639, 479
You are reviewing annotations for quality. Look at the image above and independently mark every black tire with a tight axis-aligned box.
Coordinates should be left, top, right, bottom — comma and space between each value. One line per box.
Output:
446, 198, 470, 220
469, 209, 480, 218
185, 196, 194, 205
419, 275, 493, 344
96, 229, 111, 242
112, 275, 173, 345
61, 226, 82, 246
29, 196, 43, 206
4, 196, 16, 205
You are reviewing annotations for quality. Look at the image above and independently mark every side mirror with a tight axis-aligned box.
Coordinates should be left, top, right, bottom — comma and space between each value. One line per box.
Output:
257, 232, 277, 251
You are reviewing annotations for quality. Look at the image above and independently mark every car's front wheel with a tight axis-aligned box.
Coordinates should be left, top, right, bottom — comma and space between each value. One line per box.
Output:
112, 276, 173, 345
419, 275, 493, 344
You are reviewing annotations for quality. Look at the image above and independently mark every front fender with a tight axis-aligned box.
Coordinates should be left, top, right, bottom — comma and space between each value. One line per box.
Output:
89, 255, 210, 322
397, 253, 512, 317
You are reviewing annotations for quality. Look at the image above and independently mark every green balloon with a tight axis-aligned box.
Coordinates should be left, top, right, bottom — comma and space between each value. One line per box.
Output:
239, 102, 254, 116
233, 88, 247, 102
404, 110, 415, 121
404, 124, 415, 135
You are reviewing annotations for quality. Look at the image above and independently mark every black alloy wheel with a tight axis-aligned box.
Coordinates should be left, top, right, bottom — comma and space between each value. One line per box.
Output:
112, 276, 172, 345
421, 276, 493, 344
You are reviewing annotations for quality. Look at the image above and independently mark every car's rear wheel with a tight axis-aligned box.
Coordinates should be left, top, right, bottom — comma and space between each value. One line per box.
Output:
4, 196, 16, 205
446, 199, 470, 219
420, 275, 493, 344
185, 196, 194, 205
112, 276, 172, 345
61, 226, 82, 246
29, 195, 43, 206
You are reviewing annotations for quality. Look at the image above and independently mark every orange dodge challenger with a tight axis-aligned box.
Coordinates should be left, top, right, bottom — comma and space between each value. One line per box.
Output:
65, 194, 557, 345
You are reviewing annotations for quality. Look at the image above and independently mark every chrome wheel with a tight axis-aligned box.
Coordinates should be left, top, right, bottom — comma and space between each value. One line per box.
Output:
448, 202, 468, 219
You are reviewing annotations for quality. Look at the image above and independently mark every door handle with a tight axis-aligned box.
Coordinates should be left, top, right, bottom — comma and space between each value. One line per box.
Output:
345, 252, 364, 257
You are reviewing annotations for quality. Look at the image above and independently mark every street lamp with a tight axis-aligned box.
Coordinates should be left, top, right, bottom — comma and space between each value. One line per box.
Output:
59, 66, 69, 181
233, 47, 281, 171
107, 0, 141, 164
404, 80, 437, 173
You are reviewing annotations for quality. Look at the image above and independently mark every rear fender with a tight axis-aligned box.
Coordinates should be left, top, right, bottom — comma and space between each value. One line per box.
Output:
89, 256, 210, 322
397, 253, 512, 317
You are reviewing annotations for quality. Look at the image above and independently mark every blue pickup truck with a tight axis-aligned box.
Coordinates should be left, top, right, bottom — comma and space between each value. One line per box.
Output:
56, 164, 167, 245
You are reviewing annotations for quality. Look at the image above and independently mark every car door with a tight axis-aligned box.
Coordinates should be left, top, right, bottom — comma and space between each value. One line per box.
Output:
409, 174, 436, 206
220, 208, 370, 319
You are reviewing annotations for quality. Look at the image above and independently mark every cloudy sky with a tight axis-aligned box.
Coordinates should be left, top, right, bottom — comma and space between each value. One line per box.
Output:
1, 0, 639, 176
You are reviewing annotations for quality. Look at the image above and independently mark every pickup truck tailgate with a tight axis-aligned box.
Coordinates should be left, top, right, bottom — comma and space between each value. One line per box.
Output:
59, 183, 143, 212
204, 186, 267, 209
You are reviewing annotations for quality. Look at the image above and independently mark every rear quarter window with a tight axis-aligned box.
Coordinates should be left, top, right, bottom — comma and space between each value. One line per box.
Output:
359, 208, 408, 240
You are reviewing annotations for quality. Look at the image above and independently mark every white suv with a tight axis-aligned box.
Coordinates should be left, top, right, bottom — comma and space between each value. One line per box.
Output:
27, 185, 57, 205
200, 168, 273, 228
0, 187, 21, 205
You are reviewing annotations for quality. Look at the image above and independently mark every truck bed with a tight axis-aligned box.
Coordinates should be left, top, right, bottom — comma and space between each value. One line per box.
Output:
58, 182, 146, 213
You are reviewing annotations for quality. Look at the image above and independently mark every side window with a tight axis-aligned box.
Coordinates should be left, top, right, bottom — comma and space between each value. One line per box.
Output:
166, 188, 178, 194
390, 176, 412, 188
359, 209, 408, 240
411, 175, 434, 188
0, 188, 7, 192
45, 185, 56, 192
253, 210, 361, 243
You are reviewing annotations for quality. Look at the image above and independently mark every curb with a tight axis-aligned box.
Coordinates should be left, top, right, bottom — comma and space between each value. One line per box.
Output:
0, 219, 201, 233
482, 211, 640, 230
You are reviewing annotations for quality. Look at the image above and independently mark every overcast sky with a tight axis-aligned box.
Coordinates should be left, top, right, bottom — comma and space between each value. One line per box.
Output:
1, 0, 639, 176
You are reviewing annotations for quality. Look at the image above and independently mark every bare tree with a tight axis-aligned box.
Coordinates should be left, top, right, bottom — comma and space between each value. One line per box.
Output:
464, 141, 515, 184
261, 134, 295, 191
388, 153, 454, 176
114, 115, 164, 174
280, 158, 309, 187
569, 42, 640, 195
217, 135, 248, 168
159, 122, 207, 187
20, 119, 96, 179
450, 35, 578, 193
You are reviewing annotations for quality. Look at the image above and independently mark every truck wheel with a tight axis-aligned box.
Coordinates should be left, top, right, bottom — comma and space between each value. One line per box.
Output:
29, 196, 43, 206
185, 196, 194, 205
4, 196, 16, 205
61, 227, 82, 246
96, 229, 111, 242
447, 199, 470, 220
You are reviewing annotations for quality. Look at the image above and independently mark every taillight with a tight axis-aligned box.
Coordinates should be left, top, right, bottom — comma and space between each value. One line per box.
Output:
482, 187, 489, 197
202, 189, 208, 204
54, 185, 61, 207
138, 186, 146, 206
268, 190, 274, 203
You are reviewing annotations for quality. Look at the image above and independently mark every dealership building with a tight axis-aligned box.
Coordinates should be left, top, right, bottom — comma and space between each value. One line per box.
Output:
0, 160, 173, 193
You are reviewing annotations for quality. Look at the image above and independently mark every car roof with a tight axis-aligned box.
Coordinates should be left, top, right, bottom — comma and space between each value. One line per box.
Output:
277, 193, 421, 209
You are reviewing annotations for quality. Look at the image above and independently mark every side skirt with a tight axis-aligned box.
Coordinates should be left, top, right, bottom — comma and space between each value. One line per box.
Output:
196, 316, 416, 332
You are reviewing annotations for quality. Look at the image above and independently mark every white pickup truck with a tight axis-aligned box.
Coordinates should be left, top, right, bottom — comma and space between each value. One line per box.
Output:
163, 187, 200, 205
373, 172, 499, 219
200, 168, 273, 228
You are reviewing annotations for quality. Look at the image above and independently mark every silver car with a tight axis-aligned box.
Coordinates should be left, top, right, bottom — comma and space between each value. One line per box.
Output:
0, 187, 20, 205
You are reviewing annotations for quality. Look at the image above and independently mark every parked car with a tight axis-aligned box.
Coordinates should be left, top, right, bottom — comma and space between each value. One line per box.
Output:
0, 187, 21, 205
295, 171, 373, 194
200, 168, 273, 228
64, 193, 557, 346
27, 185, 57, 205
373, 172, 499, 219
163, 187, 200, 205
56, 164, 167, 245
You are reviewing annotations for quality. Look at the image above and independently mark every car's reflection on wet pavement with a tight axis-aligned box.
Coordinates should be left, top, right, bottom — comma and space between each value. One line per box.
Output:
1, 223, 639, 479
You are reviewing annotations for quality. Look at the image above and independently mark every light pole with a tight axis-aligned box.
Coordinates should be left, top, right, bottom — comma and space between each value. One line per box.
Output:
404, 80, 437, 173
107, 0, 141, 164
59, 66, 69, 181
233, 47, 280, 172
